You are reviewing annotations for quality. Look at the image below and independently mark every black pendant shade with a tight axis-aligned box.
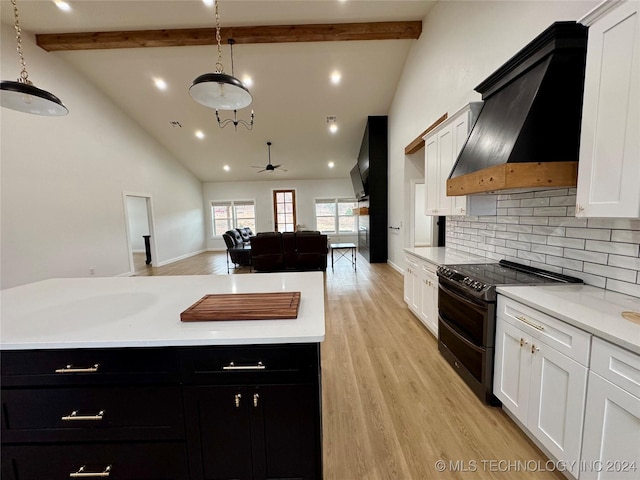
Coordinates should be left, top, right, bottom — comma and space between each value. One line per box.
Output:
1, 80, 68, 116
189, 72, 252, 111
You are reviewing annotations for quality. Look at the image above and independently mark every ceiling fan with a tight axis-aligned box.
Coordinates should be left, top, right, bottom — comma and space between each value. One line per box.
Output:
252, 141, 287, 173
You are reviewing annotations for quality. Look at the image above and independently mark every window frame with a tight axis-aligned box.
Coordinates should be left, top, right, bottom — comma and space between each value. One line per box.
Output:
314, 197, 357, 235
211, 199, 256, 237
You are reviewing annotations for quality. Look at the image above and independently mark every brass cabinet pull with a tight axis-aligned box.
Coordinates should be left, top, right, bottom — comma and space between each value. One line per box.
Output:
515, 315, 544, 331
253, 393, 260, 407
519, 338, 528, 347
531, 344, 540, 354
61, 410, 105, 421
69, 465, 111, 478
55, 364, 100, 374
223, 361, 265, 371
234, 393, 242, 408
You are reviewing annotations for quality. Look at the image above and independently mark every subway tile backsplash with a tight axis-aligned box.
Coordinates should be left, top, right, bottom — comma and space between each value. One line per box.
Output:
446, 188, 640, 298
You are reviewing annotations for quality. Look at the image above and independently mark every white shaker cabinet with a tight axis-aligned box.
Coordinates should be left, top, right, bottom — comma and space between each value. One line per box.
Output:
419, 262, 439, 337
576, 0, 640, 218
494, 297, 590, 476
580, 338, 640, 479
403, 253, 438, 338
424, 103, 495, 217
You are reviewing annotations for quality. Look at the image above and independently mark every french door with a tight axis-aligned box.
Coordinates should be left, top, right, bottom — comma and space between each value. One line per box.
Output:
273, 190, 297, 232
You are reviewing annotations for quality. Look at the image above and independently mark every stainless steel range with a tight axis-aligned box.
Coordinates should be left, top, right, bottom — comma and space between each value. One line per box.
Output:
436, 260, 582, 404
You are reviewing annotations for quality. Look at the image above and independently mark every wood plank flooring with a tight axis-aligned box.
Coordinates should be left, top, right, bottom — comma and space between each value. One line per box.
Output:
135, 251, 564, 479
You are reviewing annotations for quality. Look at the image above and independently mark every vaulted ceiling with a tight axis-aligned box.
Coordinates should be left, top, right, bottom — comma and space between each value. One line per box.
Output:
0, 0, 435, 182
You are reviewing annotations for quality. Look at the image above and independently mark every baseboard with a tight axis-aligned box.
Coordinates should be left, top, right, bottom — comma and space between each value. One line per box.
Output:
207, 247, 227, 252
387, 260, 403, 274
155, 249, 207, 267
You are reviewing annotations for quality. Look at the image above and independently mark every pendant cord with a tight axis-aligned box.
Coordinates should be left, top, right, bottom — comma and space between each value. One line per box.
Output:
214, 0, 223, 73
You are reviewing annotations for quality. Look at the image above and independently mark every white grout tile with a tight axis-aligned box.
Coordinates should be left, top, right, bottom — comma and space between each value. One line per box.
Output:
534, 206, 568, 216
506, 240, 532, 251
518, 217, 550, 225
532, 226, 566, 237
521, 197, 550, 208
605, 279, 640, 298
507, 192, 535, 200
546, 255, 583, 271
585, 240, 639, 257
549, 195, 577, 207
507, 207, 534, 216
530, 261, 563, 274
587, 218, 640, 230
611, 230, 640, 244
517, 233, 547, 245
534, 189, 569, 197
564, 248, 608, 265
565, 228, 611, 241
547, 236, 586, 249
506, 224, 533, 233
562, 269, 607, 288
609, 254, 640, 270
584, 263, 637, 282
548, 217, 588, 227
517, 251, 546, 263
497, 200, 520, 208
530, 244, 564, 257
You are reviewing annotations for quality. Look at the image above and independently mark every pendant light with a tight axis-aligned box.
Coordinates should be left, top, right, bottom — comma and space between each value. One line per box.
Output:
189, 0, 252, 111
0, 0, 68, 116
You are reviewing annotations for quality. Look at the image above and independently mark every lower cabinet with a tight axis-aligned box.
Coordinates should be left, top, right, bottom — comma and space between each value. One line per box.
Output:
494, 298, 589, 477
404, 253, 439, 338
1, 344, 322, 480
580, 338, 640, 480
184, 384, 319, 480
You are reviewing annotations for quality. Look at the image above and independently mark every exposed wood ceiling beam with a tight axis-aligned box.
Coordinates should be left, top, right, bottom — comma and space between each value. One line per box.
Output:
36, 21, 422, 52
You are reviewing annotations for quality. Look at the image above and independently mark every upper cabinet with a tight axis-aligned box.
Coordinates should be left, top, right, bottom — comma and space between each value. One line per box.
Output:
424, 103, 496, 216
576, 0, 640, 218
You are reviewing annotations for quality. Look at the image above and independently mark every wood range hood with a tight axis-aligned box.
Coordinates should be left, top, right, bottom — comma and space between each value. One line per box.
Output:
447, 22, 588, 196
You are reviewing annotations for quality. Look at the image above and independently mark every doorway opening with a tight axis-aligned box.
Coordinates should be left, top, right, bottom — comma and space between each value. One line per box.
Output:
410, 181, 437, 247
123, 193, 156, 274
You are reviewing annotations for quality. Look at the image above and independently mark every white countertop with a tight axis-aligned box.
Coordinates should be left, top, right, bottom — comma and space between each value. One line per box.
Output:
0, 272, 325, 350
497, 284, 640, 354
403, 247, 488, 266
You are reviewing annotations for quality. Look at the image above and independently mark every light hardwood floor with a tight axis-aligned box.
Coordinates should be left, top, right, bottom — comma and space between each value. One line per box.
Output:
135, 251, 564, 479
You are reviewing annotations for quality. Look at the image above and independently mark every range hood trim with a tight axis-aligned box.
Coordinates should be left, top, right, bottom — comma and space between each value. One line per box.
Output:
446, 161, 578, 196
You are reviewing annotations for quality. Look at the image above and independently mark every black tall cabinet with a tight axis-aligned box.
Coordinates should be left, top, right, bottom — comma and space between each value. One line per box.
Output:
357, 116, 388, 263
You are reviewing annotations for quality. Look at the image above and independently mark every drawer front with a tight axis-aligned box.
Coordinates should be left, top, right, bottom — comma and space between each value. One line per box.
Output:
591, 337, 640, 398
1, 442, 188, 480
0, 348, 180, 387
421, 260, 437, 276
405, 255, 419, 270
1, 386, 184, 443
498, 296, 591, 365
180, 343, 320, 385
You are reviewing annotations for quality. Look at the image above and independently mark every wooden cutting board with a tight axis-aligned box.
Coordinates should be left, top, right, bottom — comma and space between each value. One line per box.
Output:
180, 292, 301, 322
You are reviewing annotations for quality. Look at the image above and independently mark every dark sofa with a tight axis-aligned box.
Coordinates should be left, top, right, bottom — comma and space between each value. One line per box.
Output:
222, 228, 254, 272
251, 231, 328, 272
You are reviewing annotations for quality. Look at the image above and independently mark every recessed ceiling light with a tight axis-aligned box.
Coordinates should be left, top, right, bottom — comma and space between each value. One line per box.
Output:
223, 165, 230, 172
328, 161, 335, 168
330, 71, 341, 85
202, 0, 214, 6
154, 78, 167, 91
195, 130, 205, 139
329, 123, 338, 134
54, 1, 71, 11
242, 75, 253, 87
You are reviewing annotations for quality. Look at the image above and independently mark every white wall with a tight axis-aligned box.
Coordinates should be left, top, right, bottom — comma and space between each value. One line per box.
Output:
203, 178, 357, 250
387, 0, 599, 270
1, 25, 206, 288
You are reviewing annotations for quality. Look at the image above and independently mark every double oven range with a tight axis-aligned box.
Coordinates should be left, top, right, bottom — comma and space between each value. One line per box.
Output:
436, 260, 582, 405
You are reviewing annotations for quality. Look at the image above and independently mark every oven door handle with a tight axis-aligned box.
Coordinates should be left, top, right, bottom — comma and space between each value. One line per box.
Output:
438, 281, 488, 312
439, 315, 485, 353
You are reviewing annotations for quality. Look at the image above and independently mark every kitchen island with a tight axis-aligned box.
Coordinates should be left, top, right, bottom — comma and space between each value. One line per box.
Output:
1, 272, 325, 480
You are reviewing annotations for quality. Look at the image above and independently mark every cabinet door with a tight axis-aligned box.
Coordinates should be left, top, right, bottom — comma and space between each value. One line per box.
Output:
420, 271, 438, 337
404, 256, 419, 310
581, 372, 640, 480
184, 386, 253, 480
493, 319, 531, 422
425, 134, 440, 215
528, 342, 588, 467
435, 125, 454, 216
451, 112, 470, 215
577, 0, 640, 218
252, 384, 320, 480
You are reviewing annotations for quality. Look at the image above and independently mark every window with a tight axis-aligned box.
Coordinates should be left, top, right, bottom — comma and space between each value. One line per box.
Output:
211, 200, 256, 236
315, 198, 357, 234
273, 190, 296, 232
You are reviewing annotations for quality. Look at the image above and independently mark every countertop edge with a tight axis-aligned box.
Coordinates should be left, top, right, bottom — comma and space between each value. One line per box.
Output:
403, 246, 488, 266
497, 286, 640, 355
